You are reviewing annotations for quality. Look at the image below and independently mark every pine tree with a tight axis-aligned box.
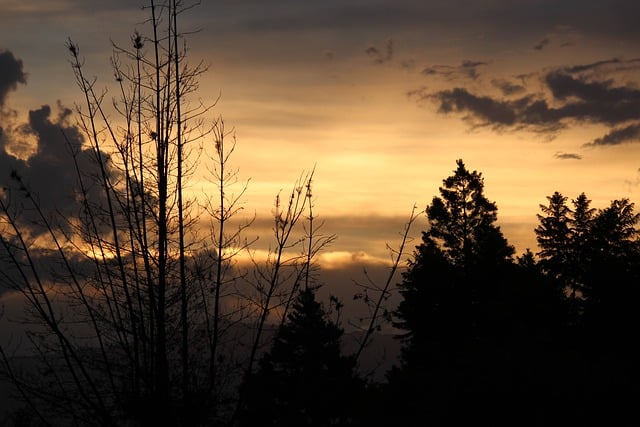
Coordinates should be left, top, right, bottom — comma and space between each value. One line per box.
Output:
567, 193, 595, 298
535, 191, 572, 280
582, 198, 640, 321
425, 159, 514, 270
240, 288, 362, 426
534, 194, 640, 424
390, 160, 526, 425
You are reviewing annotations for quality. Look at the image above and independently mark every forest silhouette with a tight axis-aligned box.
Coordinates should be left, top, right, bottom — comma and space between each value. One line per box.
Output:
1, 2, 639, 426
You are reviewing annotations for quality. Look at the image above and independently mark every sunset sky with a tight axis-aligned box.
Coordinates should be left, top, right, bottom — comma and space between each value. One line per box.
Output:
1, 0, 640, 279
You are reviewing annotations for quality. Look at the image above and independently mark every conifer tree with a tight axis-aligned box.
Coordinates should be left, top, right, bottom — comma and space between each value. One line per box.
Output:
535, 191, 572, 279
240, 288, 362, 426
390, 160, 524, 425
425, 159, 514, 270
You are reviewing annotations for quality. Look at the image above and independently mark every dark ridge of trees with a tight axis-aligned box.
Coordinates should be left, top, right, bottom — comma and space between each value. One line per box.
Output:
387, 160, 565, 426
386, 162, 640, 426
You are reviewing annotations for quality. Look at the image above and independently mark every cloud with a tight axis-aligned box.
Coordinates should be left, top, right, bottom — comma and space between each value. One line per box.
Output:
491, 78, 526, 96
1, 103, 116, 236
533, 37, 550, 50
365, 38, 393, 64
417, 57, 640, 145
0, 50, 26, 106
532, 26, 580, 51
422, 60, 488, 81
564, 57, 640, 74
2, 0, 140, 17
0, 50, 27, 156
236, 0, 640, 47
554, 152, 582, 160
543, 71, 640, 122
585, 123, 640, 147
400, 58, 416, 70
0, 53, 115, 237
415, 87, 523, 127
317, 251, 388, 270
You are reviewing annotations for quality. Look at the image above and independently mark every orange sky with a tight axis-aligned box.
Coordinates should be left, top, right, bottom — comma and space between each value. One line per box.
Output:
1, 0, 640, 265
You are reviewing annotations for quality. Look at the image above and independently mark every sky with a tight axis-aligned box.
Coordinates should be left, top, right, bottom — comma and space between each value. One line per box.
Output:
1, 0, 640, 301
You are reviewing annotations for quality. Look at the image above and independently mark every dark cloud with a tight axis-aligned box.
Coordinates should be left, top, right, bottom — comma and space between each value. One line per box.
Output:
323, 49, 336, 60
530, 26, 579, 51
422, 60, 488, 81
365, 38, 393, 64
0, 50, 27, 155
554, 152, 582, 160
0, 54, 115, 228
491, 78, 526, 96
0, 245, 96, 296
586, 123, 640, 147
400, 58, 416, 70
1, 101, 115, 236
564, 57, 640, 74
237, 0, 640, 46
418, 57, 640, 145
0, 50, 26, 106
544, 71, 640, 115
429, 87, 520, 126
243, 2, 448, 32
533, 37, 550, 50
2, 0, 141, 18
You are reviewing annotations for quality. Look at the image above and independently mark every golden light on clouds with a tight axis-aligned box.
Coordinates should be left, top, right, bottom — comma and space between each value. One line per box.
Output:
1, 0, 640, 261
317, 250, 389, 270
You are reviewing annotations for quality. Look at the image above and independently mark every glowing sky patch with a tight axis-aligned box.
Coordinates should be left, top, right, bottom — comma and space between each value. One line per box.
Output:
1, 0, 639, 260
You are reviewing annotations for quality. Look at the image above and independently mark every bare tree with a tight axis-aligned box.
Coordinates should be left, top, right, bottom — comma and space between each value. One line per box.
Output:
0, 2, 342, 426
0, 1, 244, 425
230, 169, 337, 424
352, 205, 421, 370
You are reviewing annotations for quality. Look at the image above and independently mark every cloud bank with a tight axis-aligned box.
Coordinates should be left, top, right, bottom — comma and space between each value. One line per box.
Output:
413, 57, 640, 147
0, 49, 114, 236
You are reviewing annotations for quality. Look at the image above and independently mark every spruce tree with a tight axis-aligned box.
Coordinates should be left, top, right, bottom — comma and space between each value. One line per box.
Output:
390, 160, 526, 425
425, 159, 514, 270
535, 191, 572, 280
240, 288, 362, 426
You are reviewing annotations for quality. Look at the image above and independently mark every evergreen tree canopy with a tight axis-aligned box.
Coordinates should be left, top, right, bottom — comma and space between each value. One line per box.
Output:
240, 288, 361, 426
425, 159, 514, 269
396, 160, 517, 349
581, 198, 640, 323
534, 193, 640, 424
535, 192, 640, 304
389, 160, 556, 426
535, 191, 572, 277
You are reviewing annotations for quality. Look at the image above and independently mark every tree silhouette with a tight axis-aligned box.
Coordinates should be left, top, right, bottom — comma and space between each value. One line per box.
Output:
581, 198, 640, 330
535, 191, 598, 302
534, 193, 640, 425
535, 192, 572, 280
0, 2, 323, 425
581, 199, 640, 425
425, 159, 514, 269
567, 193, 596, 300
389, 160, 549, 425
239, 287, 362, 426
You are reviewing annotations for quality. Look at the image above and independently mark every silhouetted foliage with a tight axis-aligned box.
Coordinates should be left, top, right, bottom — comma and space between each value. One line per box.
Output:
535, 192, 572, 280
0, 2, 324, 426
1, 2, 639, 418
239, 287, 362, 426
425, 159, 514, 269
388, 161, 568, 426
534, 192, 640, 425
